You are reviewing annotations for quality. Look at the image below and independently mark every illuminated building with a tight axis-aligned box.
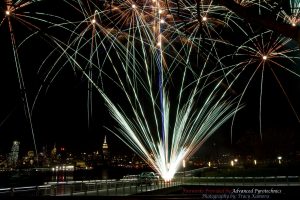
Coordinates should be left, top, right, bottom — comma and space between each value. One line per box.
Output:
8, 141, 20, 168
102, 135, 109, 161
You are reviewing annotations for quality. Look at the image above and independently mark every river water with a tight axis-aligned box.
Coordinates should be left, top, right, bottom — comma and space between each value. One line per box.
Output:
0, 166, 145, 188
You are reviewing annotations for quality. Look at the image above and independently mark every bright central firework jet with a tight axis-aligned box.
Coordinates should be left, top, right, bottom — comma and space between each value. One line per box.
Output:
39, 0, 242, 181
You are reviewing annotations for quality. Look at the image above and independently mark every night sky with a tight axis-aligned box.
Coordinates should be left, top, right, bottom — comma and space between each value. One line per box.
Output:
0, 0, 300, 157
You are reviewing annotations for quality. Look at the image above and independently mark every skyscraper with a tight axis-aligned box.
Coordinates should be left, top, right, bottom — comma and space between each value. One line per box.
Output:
102, 135, 109, 161
8, 141, 20, 168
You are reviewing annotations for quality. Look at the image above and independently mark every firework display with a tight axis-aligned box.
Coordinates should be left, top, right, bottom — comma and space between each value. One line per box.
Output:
1, 0, 300, 180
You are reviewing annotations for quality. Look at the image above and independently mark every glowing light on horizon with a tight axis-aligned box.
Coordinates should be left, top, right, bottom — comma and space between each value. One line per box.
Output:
231, 160, 234, 167
277, 156, 282, 164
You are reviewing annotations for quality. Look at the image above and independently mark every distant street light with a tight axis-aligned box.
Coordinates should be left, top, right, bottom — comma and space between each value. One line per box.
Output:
277, 156, 282, 164
254, 159, 257, 165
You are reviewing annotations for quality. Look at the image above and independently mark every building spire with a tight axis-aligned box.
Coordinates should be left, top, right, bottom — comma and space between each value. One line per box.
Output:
102, 135, 109, 161
104, 135, 107, 144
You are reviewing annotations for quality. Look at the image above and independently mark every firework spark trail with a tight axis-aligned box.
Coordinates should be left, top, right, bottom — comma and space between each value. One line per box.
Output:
18, 0, 300, 180
1, 0, 81, 162
220, 27, 300, 140
277, 0, 300, 27
153, 0, 168, 167
35, 0, 242, 180
1, 0, 48, 163
42, 0, 295, 180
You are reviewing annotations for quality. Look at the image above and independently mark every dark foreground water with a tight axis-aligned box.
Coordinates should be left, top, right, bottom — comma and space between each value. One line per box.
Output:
0, 166, 145, 188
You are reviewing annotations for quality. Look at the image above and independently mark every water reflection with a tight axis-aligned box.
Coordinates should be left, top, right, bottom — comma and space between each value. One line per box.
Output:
51, 171, 73, 182
0, 166, 146, 187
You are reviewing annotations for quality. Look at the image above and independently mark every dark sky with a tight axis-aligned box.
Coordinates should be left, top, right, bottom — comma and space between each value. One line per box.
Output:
0, 0, 300, 157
